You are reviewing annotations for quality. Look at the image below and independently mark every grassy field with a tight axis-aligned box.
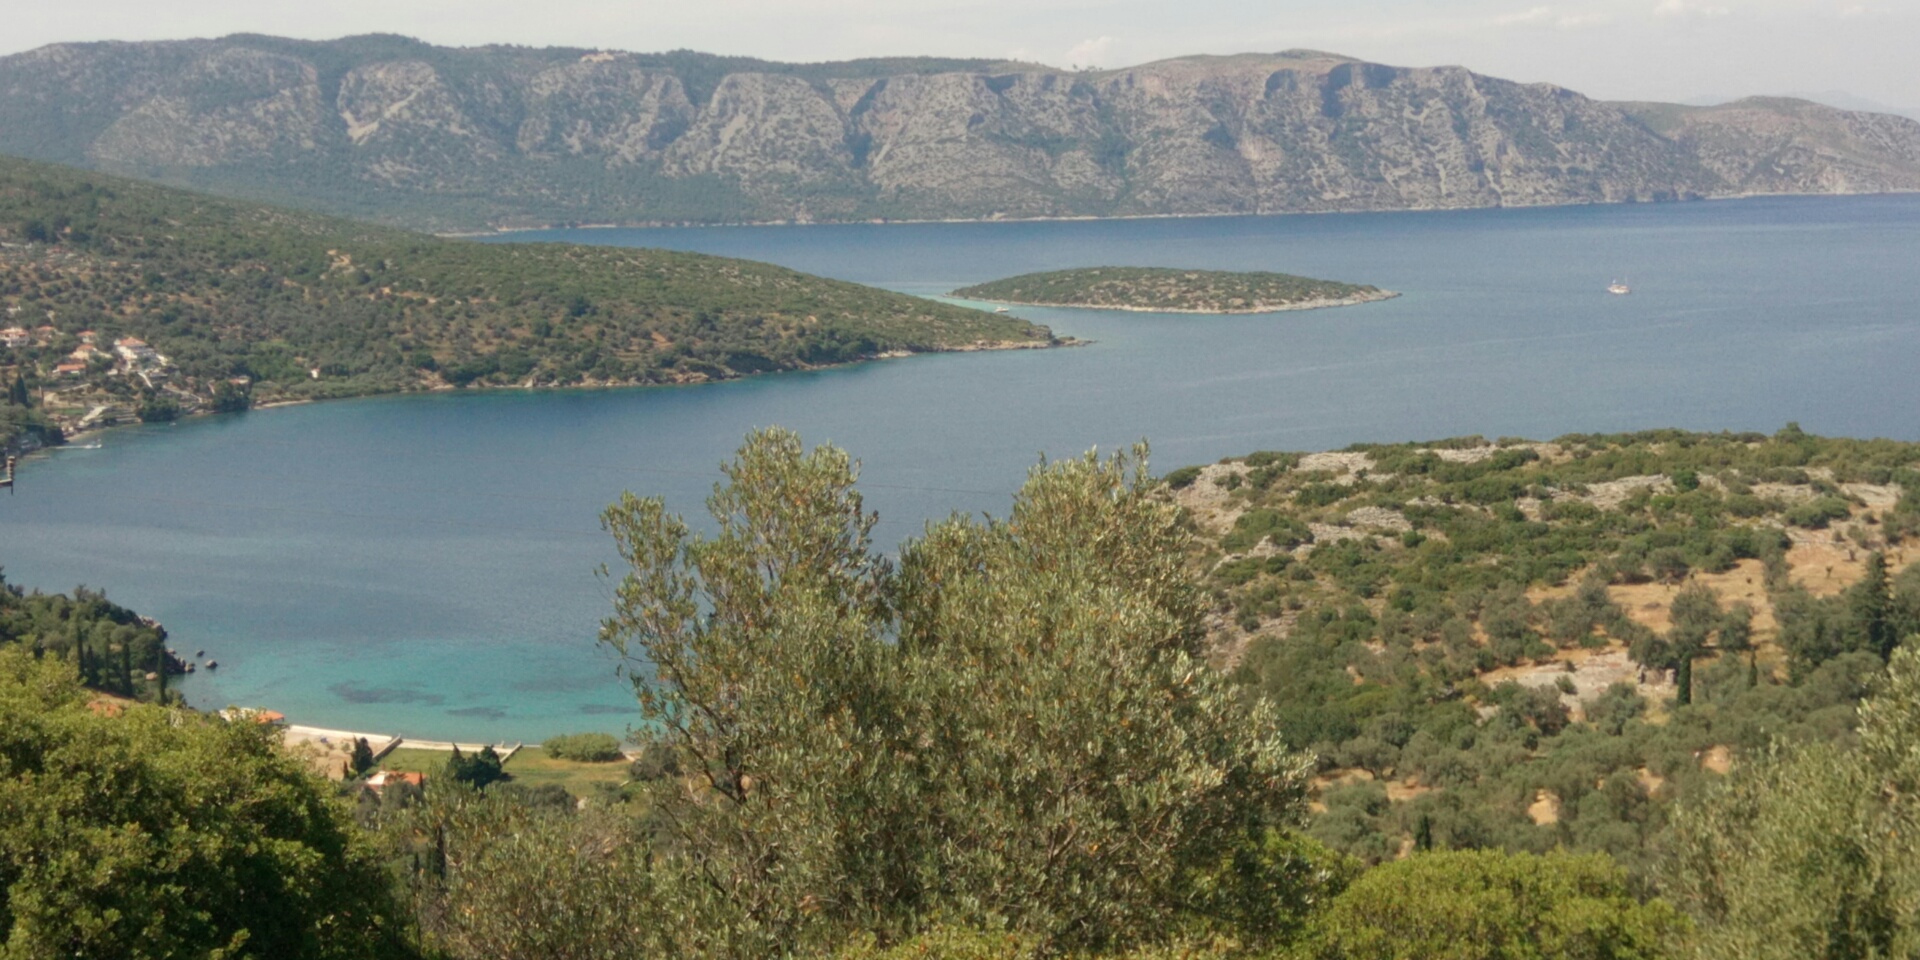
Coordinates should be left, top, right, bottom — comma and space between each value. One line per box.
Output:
372, 745, 632, 796
502, 746, 633, 795
374, 747, 460, 776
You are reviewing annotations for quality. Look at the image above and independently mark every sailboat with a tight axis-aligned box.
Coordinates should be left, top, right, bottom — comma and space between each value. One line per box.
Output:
1607, 278, 1631, 295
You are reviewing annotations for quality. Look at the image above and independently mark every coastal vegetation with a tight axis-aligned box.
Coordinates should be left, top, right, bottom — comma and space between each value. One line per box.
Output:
541, 732, 626, 763
4, 426, 1919, 958
0, 569, 181, 701
0, 154, 1054, 451
0, 647, 411, 959
1173, 426, 1920, 876
953, 267, 1395, 313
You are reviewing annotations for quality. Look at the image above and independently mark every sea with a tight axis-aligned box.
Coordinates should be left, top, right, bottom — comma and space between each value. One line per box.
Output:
3, 194, 1918, 741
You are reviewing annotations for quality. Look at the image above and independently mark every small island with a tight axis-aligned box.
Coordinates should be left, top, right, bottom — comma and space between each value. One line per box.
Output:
953, 266, 1398, 314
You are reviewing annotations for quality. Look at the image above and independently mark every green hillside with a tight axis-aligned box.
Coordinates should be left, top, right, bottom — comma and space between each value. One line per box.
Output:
5, 428, 1920, 957
0, 154, 1054, 449
1170, 427, 1920, 871
953, 266, 1394, 313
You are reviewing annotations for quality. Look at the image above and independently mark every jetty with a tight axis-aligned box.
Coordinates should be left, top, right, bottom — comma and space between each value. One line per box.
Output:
2, 454, 14, 492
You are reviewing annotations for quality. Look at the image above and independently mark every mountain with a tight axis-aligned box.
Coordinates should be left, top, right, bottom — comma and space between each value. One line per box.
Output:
1688, 90, 1920, 123
1619, 97, 1920, 195
3, 36, 1919, 231
0, 153, 1053, 449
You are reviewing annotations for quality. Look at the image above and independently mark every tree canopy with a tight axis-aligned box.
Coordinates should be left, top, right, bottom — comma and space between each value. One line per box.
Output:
596, 428, 1312, 954
0, 647, 413, 959
1663, 639, 1920, 960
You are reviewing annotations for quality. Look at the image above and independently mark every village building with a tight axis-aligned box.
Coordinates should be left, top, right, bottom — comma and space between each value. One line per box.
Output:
0, 326, 27, 349
365, 770, 426, 792
53, 361, 87, 377
115, 337, 160, 365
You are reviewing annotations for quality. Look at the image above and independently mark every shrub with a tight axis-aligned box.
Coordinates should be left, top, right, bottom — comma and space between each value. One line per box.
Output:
447, 744, 508, 788
1785, 497, 1853, 529
1299, 849, 1685, 959
1244, 450, 1299, 469
1223, 509, 1313, 551
544, 732, 626, 762
1162, 465, 1203, 490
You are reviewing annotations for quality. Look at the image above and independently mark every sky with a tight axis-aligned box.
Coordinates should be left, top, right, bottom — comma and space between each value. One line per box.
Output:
6, 0, 1916, 112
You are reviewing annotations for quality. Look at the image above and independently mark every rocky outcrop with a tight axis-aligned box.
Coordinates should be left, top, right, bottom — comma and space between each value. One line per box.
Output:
516, 63, 692, 163
1, 37, 1915, 230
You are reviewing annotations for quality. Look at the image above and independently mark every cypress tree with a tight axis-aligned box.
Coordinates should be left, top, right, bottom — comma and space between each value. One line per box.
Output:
1851, 552, 1894, 660
349, 737, 375, 776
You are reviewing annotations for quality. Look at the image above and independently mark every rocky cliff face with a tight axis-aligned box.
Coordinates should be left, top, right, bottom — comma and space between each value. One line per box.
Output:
2, 36, 1915, 230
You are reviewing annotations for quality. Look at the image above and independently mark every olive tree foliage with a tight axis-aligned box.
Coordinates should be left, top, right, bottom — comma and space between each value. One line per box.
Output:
1663, 639, 1920, 960
0, 648, 412, 960
599, 427, 906, 956
1296, 849, 1685, 960
376, 782, 676, 960
598, 428, 1312, 954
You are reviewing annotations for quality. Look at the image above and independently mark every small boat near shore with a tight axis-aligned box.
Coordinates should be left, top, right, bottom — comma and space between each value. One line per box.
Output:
1607, 279, 1631, 295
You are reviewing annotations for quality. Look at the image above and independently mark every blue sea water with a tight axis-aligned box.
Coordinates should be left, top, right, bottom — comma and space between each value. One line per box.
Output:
3, 195, 1918, 740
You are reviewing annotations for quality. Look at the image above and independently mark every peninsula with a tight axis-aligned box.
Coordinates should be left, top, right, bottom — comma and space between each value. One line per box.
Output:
0, 155, 1059, 454
953, 267, 1397, 313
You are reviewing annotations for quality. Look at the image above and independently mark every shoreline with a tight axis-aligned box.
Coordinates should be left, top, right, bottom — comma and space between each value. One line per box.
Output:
442, 189, 1920, 238
960, 290, 1400, 315
10, 337, 1080, 466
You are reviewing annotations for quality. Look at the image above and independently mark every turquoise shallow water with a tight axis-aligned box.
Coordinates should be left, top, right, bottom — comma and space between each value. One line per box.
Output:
3, 195, 1918, 740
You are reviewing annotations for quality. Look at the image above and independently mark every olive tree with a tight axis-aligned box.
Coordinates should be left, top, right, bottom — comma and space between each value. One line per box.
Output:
1663, 639, 1920, 959
376, 783, 677, 960
598, 429, 1311, 954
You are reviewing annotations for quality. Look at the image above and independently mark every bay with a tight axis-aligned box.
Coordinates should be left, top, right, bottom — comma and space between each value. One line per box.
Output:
3, 195, 1918, 741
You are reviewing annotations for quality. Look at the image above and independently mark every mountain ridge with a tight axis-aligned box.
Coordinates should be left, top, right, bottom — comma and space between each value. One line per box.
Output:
3, 36, 1917, 231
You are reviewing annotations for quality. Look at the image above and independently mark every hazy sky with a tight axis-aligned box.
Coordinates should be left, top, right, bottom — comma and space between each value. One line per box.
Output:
7, 0, 1916, 110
